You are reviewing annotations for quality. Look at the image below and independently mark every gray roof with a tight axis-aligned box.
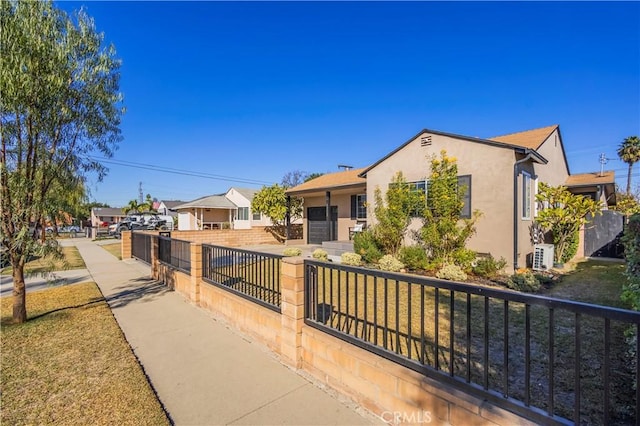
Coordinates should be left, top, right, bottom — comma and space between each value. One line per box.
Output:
92, 207, 126, 217
160, 200, 184, 209
174, 195, 238, 210
232, 187, 260, 201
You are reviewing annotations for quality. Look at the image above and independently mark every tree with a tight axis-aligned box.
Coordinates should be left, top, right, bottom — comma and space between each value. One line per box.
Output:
281, 170, 308, 188
251, 184, 303, 241
122, 200, 140, 215
416, 151, 481, 270
535, 183, 602, 264
304, 172, 324, 182
371, 172, 425, 256
1, 1, 123, 323
617, 136, 640, 194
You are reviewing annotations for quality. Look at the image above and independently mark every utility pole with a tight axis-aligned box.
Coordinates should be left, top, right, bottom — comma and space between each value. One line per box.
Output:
599, 153, 610, 177
138, 182, 143, 203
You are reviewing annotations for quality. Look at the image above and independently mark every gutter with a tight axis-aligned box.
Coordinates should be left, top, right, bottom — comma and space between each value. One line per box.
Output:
513, 151, 536, 271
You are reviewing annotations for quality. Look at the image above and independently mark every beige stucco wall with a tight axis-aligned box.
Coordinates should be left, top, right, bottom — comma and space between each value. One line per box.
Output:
301, 193, 364, 242
515, 129, 571, 267
365, 132, 536, 268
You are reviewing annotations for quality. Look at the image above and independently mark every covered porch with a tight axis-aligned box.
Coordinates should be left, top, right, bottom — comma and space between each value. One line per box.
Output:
285, 168, 368, 244
174, 195, 238, 231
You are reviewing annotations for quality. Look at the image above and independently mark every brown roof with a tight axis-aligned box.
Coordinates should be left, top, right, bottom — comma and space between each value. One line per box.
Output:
286, 168, 367, 194
565, 171, 615, 187
489, 124, 559, 150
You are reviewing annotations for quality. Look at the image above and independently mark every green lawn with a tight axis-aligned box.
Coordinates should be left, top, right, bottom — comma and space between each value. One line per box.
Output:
1, 246, 86, 275
101, 242, 122, 260
1, 283, 170, 426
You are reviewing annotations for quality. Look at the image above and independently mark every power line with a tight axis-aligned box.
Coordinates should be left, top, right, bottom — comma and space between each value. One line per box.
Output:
87, 156, 272, 186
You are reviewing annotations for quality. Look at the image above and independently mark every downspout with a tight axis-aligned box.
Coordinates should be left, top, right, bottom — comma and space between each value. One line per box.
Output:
285, 196, 291, 240
513, 152, 535, 271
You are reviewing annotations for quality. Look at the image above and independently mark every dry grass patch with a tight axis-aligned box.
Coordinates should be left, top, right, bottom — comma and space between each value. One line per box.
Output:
101, 242, 122, 260
1, 283, 170, 426
1, 246, 86, 275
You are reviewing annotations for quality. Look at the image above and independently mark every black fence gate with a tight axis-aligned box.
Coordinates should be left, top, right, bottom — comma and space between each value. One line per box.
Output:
584, 210, 625, 258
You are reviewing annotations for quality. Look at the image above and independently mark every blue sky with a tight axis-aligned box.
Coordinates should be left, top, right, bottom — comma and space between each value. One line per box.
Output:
61, 1, 639, 207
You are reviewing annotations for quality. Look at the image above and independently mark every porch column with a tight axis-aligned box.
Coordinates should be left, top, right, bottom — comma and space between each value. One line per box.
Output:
325, 191, 331, 241
285, 195, 291, 240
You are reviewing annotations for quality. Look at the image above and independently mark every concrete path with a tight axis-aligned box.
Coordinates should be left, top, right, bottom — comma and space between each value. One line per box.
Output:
72, 239, 379, 426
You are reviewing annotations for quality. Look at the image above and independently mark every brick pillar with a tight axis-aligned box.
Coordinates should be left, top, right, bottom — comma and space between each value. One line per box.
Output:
280, 256, 305, 368
121, 231, 132, 259
190, 243, 202, 304
151, 236, 159, 280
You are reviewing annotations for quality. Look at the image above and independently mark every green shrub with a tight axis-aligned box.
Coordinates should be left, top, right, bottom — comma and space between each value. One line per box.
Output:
507, 271, 541, 293
436, 264, 467, 281
378, 255, 404, 272
399, 246, 428, 270
312, 248, 328, 261
283, 247, 302, 257
472, 255, 508, 279
622, 214, 640, 310
353, 229, 383, 263
341, 252, 362, 266
557, 229, 579, 263
452, 248, 477, 271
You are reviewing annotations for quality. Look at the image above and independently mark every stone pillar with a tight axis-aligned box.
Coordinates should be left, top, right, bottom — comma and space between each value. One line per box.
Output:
280, 256, 305, 368
190, 243, 202, 304
121, 231, 132, 259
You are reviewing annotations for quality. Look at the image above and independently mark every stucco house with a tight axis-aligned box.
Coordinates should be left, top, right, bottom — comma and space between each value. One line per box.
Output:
174, 187, 273, 231
90, 207, 127, 227
157, 200, 183, 217
287, 125, 615, 269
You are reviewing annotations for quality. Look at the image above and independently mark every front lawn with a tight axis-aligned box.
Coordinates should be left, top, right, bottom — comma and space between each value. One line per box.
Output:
1, 283, 170, 425
101, 242, 122, 260
1, 246, 86, 275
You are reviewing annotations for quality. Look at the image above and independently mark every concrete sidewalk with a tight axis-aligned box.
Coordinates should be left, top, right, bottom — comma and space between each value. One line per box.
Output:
73, 239, 379, 425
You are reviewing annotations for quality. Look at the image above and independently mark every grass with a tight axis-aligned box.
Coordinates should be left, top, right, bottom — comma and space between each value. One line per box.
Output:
101, 242, 122, 260
1, 283, 170, 426
308, 260, 636, 424
1, 246, 86, 275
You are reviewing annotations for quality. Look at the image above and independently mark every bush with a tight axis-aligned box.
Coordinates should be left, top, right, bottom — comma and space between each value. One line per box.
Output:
557, 229, 579, 263
506, 271, 541, 293
312, 248, 328, 261
353, 229, 383, 263
341, 252, 362, 266
472, 255, 508, 279
451, 248, 477, 271
436, 264, 467, 281
622, 214, 640, 310
378, 255, 404, 272
283, 247, 302, 257
399, 246, 428, 270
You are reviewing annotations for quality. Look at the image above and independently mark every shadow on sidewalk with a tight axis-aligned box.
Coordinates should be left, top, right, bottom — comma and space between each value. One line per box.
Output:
105, 277, 171, 309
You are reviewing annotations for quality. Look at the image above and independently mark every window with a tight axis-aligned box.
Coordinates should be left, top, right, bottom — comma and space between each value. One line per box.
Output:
252, 211, 261, 220
237, 207, 249, 221
389, 181, 426, 217
522, 172, 532, 220
457, 175, 472, 219
351, 194, 367, 220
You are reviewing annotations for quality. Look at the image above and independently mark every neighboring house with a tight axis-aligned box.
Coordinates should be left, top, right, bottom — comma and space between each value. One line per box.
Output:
173, 187, 273, 231
288, 124, 615, 269
91, 207, 127, 227
285, 168, 367, 244
157, 200, 183, 217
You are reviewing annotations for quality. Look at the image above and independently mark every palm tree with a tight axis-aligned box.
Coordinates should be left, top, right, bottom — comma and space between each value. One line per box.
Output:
617, 136, 640, 194
122, 199, 139, 215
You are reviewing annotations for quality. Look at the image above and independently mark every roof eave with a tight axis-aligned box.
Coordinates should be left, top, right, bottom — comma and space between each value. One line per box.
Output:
286, 182, 366, 196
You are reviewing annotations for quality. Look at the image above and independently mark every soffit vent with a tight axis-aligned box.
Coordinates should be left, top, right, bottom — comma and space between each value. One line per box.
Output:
421, 135, 432, 147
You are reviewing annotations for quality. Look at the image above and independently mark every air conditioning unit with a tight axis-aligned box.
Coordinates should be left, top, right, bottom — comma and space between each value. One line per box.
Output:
532, 244, 554, 271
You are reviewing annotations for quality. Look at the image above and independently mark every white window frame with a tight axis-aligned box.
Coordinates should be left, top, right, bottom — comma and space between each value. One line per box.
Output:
252, 211, 261, 221
237, 207, 249, 221
522, 172, 532, 220
356, 194, 367, 220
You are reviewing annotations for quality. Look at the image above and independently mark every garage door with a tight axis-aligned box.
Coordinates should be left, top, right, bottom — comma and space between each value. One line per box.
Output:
307, 206, 337, 244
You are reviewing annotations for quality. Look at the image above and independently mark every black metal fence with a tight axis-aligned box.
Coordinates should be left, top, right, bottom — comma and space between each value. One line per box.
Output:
304, 260, 640, 425
131, 232, 153, 264
202, 244, 282, 312
158, 236, 191, 274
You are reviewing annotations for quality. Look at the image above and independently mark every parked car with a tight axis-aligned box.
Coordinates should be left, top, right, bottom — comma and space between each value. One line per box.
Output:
111, 213, 171, 236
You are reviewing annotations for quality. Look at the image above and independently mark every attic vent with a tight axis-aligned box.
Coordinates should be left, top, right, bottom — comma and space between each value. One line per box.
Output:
421, 136, 432, 147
